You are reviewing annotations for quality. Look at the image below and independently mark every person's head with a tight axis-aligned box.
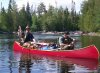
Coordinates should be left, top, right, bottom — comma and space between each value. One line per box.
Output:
25, 25, 30, 32
63, 32, 70, 38
18, 25, 21, 29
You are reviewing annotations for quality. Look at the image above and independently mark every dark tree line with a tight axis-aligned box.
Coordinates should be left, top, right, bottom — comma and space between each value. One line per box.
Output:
0, 0, 79, 32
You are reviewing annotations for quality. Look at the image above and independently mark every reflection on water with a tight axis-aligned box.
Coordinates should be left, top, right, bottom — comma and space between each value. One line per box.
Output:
14, 52, 98, 73
19, 54, 32, 73
0, 34, 100, 73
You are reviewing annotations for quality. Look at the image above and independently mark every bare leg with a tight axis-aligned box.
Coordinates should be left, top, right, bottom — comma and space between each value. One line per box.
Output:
61, 45, 74, 50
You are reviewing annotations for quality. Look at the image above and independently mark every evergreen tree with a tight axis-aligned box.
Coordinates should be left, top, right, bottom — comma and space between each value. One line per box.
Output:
7, 0, 14, 31
0, 7, 8, 31
19, 6, 27, 30
11, 0, 19, 31
26, 2, 32, 26
37, 2, 46, 16
31, 12, 42, 31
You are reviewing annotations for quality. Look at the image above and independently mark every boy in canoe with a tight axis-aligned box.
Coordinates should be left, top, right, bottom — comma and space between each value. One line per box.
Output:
59, 32, 75, 50
20, 25, 37, 49
24, 25, 36, 43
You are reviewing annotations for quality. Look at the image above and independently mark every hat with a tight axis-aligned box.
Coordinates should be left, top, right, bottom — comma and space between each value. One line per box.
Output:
64, 32, 70, 35
26, 25, 30, 29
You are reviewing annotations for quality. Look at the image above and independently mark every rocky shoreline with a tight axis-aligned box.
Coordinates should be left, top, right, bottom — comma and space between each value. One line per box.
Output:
82, 32, 100, 37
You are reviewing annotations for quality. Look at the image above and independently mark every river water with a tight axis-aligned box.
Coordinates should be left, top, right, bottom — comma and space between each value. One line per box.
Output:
0, 34, 100, 73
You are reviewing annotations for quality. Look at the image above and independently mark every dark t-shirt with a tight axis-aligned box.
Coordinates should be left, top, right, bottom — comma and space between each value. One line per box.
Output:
24, 32, 34, 43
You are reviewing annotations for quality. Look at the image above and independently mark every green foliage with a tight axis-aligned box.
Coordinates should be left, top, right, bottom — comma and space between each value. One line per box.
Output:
1, 0, 100, 32
37, 2, 46, 16
0, 7, 8, 31
26, 2, 32, 26
79, 0, 100, 32
31, 13, 42, 31
18, 6, 27, 30
0, 1, 80, 32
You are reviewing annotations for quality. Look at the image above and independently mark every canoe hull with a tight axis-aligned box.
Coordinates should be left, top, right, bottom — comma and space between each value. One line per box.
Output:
13, 41, 99, 60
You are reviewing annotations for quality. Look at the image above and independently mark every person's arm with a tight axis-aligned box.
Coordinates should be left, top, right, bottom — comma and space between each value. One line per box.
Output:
31, 34, 35, 42
59, 37, 63, 45
33, 39, 36, 43
59, 37, 66, 46
70, 38, 75, 46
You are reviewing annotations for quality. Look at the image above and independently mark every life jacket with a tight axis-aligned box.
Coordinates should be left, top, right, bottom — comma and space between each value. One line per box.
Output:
61, 36, 73, 44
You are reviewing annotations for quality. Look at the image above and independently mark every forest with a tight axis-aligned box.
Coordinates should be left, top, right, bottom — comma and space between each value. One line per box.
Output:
0, 0, 100, 33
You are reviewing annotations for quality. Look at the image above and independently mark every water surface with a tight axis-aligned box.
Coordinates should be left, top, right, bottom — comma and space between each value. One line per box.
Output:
0, 34, 100, 73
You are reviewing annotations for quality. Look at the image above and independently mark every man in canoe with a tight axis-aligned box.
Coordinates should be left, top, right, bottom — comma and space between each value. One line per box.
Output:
59, 32, 75, 50
24, 25, 35, 43
22, 25, 37, 48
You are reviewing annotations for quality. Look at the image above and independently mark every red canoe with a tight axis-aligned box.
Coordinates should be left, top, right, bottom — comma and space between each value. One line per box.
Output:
13, 41, 99, 60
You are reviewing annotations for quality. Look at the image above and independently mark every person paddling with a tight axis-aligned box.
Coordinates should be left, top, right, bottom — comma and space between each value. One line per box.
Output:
17, 25, 24, 44
59, 32, 75, 50
17, 25, 22, 38
23, 25, 36, 48
24, 25, 35, 43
